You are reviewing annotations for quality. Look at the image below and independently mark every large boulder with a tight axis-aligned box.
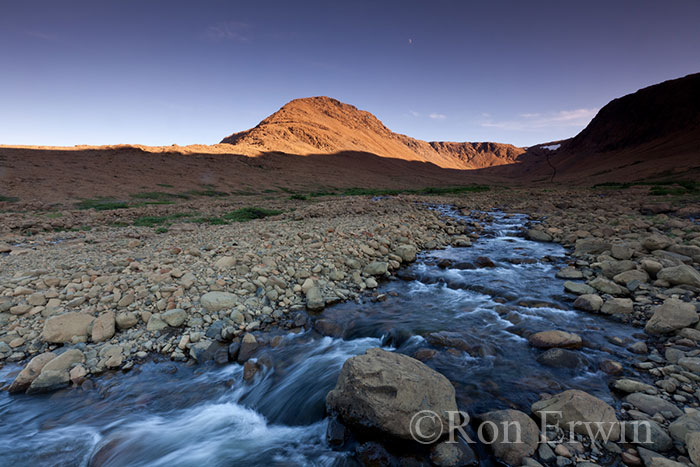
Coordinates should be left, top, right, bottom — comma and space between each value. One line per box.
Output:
363, 261, 389, 276
531, 389, 620, 441
395, 244, 417, 262
625, 393, 683, 418
573, 294, 603, 312
528, 330, 582, 349
668, 411, 700, 443
478, 409, 540, 465
8, 352, 56, 393
41, 312, 95, 343
326, 348, 458, 441
200, 291, 237, 312
91, 311, 115, 342
645, 299, 698, 335
657, 265, 700, 288
305, 286, 325, 311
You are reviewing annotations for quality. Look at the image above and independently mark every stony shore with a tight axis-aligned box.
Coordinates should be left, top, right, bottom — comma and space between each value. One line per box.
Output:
1, 187, 700, 466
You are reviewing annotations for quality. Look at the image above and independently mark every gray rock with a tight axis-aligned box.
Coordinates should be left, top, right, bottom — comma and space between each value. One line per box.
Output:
305, 286, 325, 311
564, 281, 596, 295
41, 312, 95, 343
621, 420, 672, 452
529, 330, 582, 349
115, 311, 138, 330
556, 267, 583, 279
531, 389, 619, 441
589, 276, 624, 295
657, 265, 700, 288
146, 314, 167, 332
394, 244, 417, 262
528, 229, 553, 242
537, 348, 582, 368
600, 298, 634, 315
574, 238, 611, 256
645, 299, 699, 335
27, 369, 70, 394
668, 412, 700, 442
686, 432, 700, 466
363, 261, 388, 276
326, 348, 457, 441
91, 311, 115, 342
624, 393, 683, 418
479, 409, 540, 465
430, 440, 478, 467
612, 379, 657, 394
162, 308, 187, 327
573, 294, 603, 312
200, 291, 237, 312
8, 352, 56, 393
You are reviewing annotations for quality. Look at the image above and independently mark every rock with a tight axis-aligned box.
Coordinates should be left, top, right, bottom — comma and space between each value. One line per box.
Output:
573, 294, 603, 312
363, 261, 388, 276
27, 369, 70, 394
622, 420, 672, 452
117, 293, 134, 308
564, 281, 596, 295
645, 299, 698, 335
614, 269, 649, 285
91, 311, 115, 342
589, 276, 624, 295
685, 432, 700, 466
479, 409, 539, 465
642, 234, 672, 251
41, 312, 95, 343
305, 286, 325, 311
27, 292, 46, 306
214, 256, 236, 269
115, 312, 138, 330
200, 291, 237, 312
146, 314, 167, 332
8, 352, 56, 393
531, 389, 620, 441
600, 360, 623, 375
678, 357, 700, 375
554, 444, 571, 457
475, 256, 496, 268
314, 318, 343, 337
326, 417, 346, 446
43, 349, 85, 373
162, 308, 187, 327
668, 412, 700, 442
601, 298, 634, 315
612, 379, 657, 394
395, 244, 417, 262
529, 330, 582, 349
537, 348, 582, 368
657, 265, 700, 288
611, 244, 634, 260
624, 393, 683, 418
574, 238, 610, 256
238, 333, 259, 361
528, 229, 552, 242
557, 267, 584, 279
326, 348, 458, 441
641, 259, 664, 277
430, 439, 478, 467
242, 360, 260, 382
69, 364, 88, 385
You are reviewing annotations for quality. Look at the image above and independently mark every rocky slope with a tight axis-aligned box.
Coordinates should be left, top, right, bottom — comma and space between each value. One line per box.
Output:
220, 96, 525, 170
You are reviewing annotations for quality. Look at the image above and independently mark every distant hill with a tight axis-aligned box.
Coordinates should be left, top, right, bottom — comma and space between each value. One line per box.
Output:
220, 96, 524, 170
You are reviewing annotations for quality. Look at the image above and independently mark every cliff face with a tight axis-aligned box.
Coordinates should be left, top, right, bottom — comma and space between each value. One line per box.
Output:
221, 96, 524, 169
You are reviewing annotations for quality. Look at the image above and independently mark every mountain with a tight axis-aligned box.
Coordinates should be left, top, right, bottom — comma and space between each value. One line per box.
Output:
507, 73, 700, 182
564, 72, 700, 153
220, 96, 524, 170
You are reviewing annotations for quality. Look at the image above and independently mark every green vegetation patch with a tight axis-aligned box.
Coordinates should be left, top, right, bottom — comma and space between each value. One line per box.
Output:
77, 198, 130, 210
289, 185, 490, 200
223, 207, 283, 222
0, 195, 20, 203
593, 180, 698, 196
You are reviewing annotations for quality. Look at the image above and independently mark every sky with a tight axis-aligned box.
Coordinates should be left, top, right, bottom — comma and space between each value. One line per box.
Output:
1, 0, 699, 147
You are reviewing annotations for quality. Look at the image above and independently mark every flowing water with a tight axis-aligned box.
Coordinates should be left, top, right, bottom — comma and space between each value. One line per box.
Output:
0, 208, 645, 466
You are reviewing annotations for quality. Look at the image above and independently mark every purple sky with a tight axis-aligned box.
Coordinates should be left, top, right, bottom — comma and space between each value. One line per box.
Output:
1, 0, 699, 147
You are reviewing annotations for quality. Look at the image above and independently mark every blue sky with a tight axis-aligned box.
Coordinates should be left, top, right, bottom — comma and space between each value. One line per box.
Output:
1, 0, 699, 147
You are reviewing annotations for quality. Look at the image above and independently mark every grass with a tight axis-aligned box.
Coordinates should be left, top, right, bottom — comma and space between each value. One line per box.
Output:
593, 180, 698, 196
132, 213, 194, 227
0, 195, 19, 203
182, 189, 229, 198
131, 207, 282, 230
77, 198, 130, 210
223, 207, 283, 222
155, 227, 169, 234
289, 185, 491, 200
130, 191, 189, 201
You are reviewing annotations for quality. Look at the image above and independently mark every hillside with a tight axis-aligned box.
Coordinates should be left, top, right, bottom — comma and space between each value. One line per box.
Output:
221, 97, 524, 170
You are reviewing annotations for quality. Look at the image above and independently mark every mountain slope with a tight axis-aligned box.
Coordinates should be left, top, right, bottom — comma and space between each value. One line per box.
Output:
221, 96, 524, 169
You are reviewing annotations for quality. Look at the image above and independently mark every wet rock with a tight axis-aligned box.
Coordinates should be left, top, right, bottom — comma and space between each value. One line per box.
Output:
557, 267, 584, 280
589, 276, 624, 295
600, 359, 623, 375
478, 409, 539, 465
27, 369, 70, 394
537, 348, 582, 368
624, 393, 683, 418
529, 330, 582, 349
200, 291, 237, 312
305, 286, 325, 311
238, 333, 259, 362
645, 298, 699, 335
313, 318, 343, 337
356, 442, 393, 467
326, 348, 457, 441
242, 360, 260, 382
475, 256, 496, 268
326, 417, 346, 446
531, 389, 620, 440
628, 341, 648, 354
41, 312, 95, 343
528, 229, 552, 242
573, 294, 603, 312
8, 352, 56, 393
430, 439, 478, 467
657, 265, 700, 288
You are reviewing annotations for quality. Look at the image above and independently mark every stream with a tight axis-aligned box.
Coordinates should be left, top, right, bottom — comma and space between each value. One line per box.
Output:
0, 209, 645, 466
